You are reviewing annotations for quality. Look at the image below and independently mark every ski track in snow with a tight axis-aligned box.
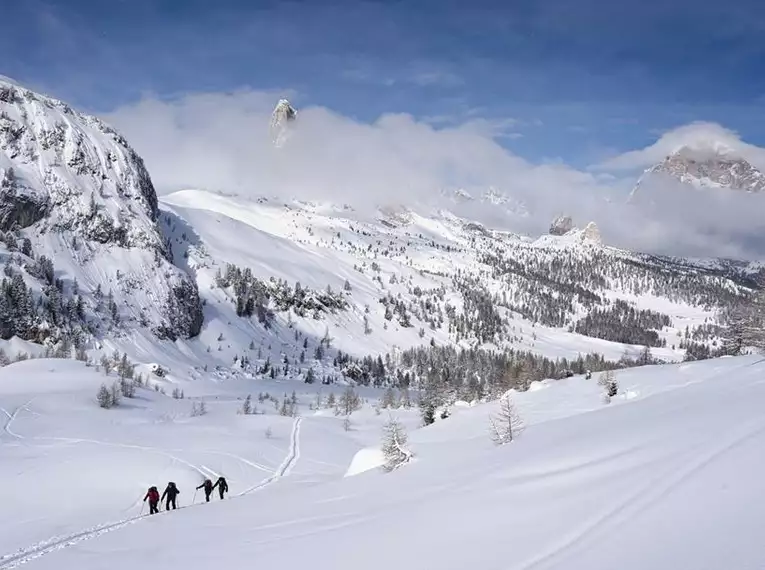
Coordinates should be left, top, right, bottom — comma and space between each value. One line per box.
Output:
513, 419, 765, 570
1, 400, 33, 441
0, 416, 303, 569
240, 416, 302, 495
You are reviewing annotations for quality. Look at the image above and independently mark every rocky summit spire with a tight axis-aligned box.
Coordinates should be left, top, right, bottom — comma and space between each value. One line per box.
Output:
270, 99, 297, 148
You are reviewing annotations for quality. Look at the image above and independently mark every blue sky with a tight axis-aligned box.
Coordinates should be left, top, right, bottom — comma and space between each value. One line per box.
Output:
4, 0, 765, 166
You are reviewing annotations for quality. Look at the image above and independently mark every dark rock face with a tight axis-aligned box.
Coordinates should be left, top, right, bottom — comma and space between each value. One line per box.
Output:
156, 280, 204, 340
549, 215, 574, 236
0, 174, 49, 231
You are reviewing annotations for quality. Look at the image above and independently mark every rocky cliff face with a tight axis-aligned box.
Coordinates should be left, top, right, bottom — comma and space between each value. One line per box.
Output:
630, 145, 765, 202
0, 77, 202, 341
270, 99, 297, 148
549, 215, 574, 236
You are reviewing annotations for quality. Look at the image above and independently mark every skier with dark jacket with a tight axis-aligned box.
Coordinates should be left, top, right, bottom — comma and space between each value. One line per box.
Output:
161, 482, 180, 510
196, 479, 213, 502
143, 486, 160, 514
212, 476, 228, 500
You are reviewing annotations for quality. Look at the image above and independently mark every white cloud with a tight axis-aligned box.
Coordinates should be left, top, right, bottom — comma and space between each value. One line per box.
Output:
105, 90, 603, 214
597, 121, 765, 171
104, 92, 765, 261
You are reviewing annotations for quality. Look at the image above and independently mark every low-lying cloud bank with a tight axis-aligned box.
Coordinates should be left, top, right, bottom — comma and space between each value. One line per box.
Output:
105, 91, 765, 261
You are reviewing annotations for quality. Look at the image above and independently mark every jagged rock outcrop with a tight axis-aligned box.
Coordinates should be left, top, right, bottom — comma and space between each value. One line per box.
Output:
270, 99, 297, 148
549, 215, 574, 236
0, 77, 203, 341
630, 145, 765, 203
581, 221, 602, 244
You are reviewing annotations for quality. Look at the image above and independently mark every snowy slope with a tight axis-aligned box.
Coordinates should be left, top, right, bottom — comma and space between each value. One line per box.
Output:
156, 188, 752, 380
1, 355, 763, 569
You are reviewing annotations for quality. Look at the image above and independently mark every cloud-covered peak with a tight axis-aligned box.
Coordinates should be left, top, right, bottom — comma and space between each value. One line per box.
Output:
598, 122, 765, 172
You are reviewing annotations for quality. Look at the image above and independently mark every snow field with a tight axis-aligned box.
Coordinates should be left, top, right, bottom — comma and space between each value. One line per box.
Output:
2, 355, 764, 569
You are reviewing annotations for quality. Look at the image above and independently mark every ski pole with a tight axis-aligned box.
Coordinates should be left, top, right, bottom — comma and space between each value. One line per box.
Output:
139, 502, 145, 516
192, 489, 198, 504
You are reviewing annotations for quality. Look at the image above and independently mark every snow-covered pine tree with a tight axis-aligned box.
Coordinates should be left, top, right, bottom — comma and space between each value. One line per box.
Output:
489, 392, 524, 445
242, 394, 252, 415
381, 386, 397, 409
381, 416, 413, 472
97, 383, 112, 409
337, 386, 361, 416
598, 369, 618, 401
120, 377, 135, 398
110, 381, 121, 407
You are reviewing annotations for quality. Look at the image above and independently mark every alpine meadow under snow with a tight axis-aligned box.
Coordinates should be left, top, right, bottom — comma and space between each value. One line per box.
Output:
1, 77, 765, 569
2, 355, 764, 570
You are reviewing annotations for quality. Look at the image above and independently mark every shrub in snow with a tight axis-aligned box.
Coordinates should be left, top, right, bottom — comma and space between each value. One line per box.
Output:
171, 387, 184, 399
190, 401, 207, 417
381, 416, 413, 472
343, 416, 352, 431
265, 426, 273, 439
489, 393, 524, 445
242, 394, 252, 415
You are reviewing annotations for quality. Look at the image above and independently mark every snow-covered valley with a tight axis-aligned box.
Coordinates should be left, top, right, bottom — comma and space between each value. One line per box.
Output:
1, 355, 764, 569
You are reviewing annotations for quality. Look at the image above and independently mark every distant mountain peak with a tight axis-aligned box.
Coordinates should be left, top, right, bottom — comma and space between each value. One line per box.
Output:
270, 99, 297, 148
630, 144, 765, 201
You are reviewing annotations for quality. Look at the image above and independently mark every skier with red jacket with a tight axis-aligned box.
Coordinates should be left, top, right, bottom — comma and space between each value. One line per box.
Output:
143, 486, 160, 514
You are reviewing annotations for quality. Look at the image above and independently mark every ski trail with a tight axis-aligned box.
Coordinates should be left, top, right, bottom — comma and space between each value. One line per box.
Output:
30, 435, 209, 479
240, 416, 302, 495
513, 419, 765, 570
0, 416, 304, 569
199, 465, 220, 479
1, 400, 33, 440
0, 517, 144, 570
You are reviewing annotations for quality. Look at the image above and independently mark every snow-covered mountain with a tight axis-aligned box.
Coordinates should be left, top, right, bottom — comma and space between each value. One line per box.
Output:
0, 78, 761, 387
629, 144, 765, 202
0, 77, 202, 346
153, 187, 759, 388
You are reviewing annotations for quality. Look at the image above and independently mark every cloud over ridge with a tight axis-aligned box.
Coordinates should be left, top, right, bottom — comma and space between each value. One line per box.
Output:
105, 90, 765, 262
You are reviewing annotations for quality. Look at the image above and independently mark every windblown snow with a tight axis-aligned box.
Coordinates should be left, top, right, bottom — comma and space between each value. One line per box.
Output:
1, 355, 764, 569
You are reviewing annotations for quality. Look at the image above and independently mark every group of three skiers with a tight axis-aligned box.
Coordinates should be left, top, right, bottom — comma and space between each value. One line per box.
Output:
143, 477, 229, 514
